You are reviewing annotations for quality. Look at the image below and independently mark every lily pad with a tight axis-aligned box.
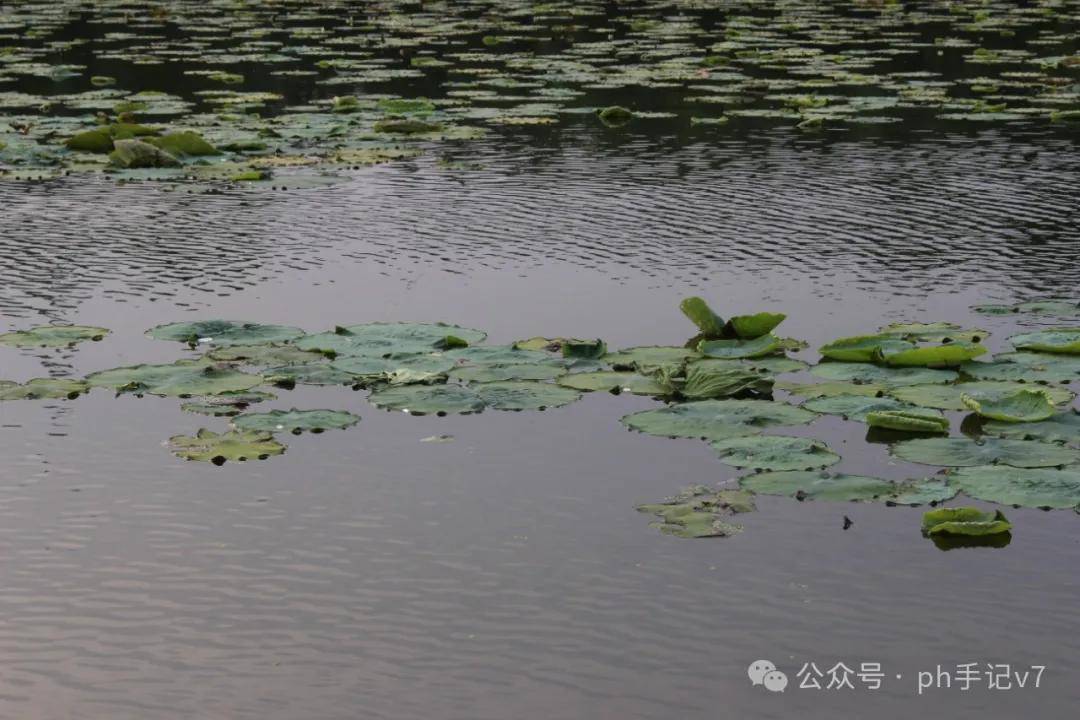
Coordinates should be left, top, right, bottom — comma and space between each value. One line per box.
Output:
679, 365, 773, 400
207, 344, 326, 366
811, 363, 957, 386
0, 325, 109, 347
889, 381, 1074, 410
984, 410, 1080, 446
296, 323, 486, 357
474, 381, 581, 411
0, 378, 89, 400
556, 371, 664, 395
698, 334, 783, 359
443, 345, 552, 365
801, 395, 906, 421
448, 362, 567, 383
605, 346, 699, 370
819, 334, 894, 362
866, 409, 949, 434
148, 320, 304, 347
876, 341, 987, 368
711, 435, 840, 471
742, 471, 955, 504
948, 465, 1080, 509
232, 408, 359, 434
961, 389, 1056, 423
86, 361, 262, 397
922, 507, 1011, 537
1009, 329, 1080, 355
621, 399, 817, 441
726, 312, 786, 340
368, 385, 486, 415
168, 428, 285, 465
637, 485, 752, 538
890, 437, 1080, 468
180, 390, 276, 416
561, 339, 607, 359
331, 354, 456, 383
778, 381, 887, 398
263, 363, 361, 388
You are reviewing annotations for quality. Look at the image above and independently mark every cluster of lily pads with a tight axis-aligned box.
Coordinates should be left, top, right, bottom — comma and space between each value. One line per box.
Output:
2, 0, 1078, 182
2, 295, 1079, 543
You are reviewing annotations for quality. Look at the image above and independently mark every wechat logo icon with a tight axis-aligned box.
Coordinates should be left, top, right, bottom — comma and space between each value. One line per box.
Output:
748, 660, 788, 693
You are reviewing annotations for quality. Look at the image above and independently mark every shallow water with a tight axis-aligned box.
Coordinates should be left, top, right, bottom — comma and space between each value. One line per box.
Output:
2, 3, 1080, 719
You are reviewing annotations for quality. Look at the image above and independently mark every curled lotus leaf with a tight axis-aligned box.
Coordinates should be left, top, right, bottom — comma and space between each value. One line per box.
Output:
561, 339, 607, 359
474, 381, 581, 411
726, 312, 786, 340
0, 378, 89, 400
0, 325, 109, 347
368, 385, 486, 415
86, 361, 262, 397
679, 365, 772, 400
331, 354, 455, 382
801, 395, 906, 421
263, 363, 361, 387
819, 334, 894, 362
148, 320, 304, 347
875, 341, 987, 368
947, 465, 1080, 509
232, 408, 359, 434
556, 371, 664, 395
1008, 328, 1080, 355
961, 389, 1056, 423
181, 390, 276, 417
605, 346, 699, 370
922, 507, 1011, 537
984, 410, 1080, 446
741, 470, 955, 505
637, 485, 753, 538
777, 381, 887, 398
698, 334, 783, 359
679, 296, 725, 338
448, 362, 567, 383
711, 435, 840, 471
866, 409, 949, 434
811, 363, 957, 387
889, 381, 1074, 411
296, 323, 486, 357
621, 399, 817, 441
207, 344, 326, 366
168, 428, 285, 465
890, 437, 1080, 469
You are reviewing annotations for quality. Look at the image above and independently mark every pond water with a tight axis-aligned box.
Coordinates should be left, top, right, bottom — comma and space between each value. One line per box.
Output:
1, 3, 1079, 719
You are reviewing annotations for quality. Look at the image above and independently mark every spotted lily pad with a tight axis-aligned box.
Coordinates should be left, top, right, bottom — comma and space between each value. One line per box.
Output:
0, 378, 89, 400
947, 466, 1080, 509
1009, 329, 1080, 355
921, 507, 1011, 537
889, 381, 1074, 410
742, 471, 955, 504
622, 399, 817, 441
232, 408, 359, 434
86, 361, 262, 396
168, 428, 285, 465
866, 409, 949, 434
711, 435, 840, 471
961, 389, 1056, 423
296, 323, 486, 357
0, 325, 109, 347
637, 485, 753, 538
148, 320, 304, 347
891, 437, 1080, 468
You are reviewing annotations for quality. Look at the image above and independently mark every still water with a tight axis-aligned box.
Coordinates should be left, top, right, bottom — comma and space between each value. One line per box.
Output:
2, 2, 1080, 719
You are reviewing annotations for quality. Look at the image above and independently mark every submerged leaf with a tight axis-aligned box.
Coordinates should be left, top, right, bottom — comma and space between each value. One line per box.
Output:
742, 471, 955, 504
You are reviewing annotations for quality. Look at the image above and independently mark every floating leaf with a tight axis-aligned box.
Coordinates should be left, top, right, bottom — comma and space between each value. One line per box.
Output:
802, 395, 905, 421
556, 371, 664, 395
181, 390, 276, 416
148, 320, 304, 347
984, 410, 1080, 446
444, 345, 551, 365
922, 507, 1011, 537
811, 363, 957, 386
0, 378, 89, 400
598, 106, 634, 127
711, 435, 840, 471
207, 344, 325, 366
948, 466, 1080, 509
819, 334, 894, 362
1009, 329, 1080, 355
679, 297, 725, 338
561, 339, 607, 359
742, 471, 955, 504
605, 346, 699, 370
232, 408, 359, 434
168, 428, 284, 465
891, 437, 1080, 468
448, 362, 566, 383
637, 485, 752, 538
778, 381, 886, 398
331, 354, 455, 383
86, 361, 262, 397
263, 363, 361, 388
961, 389, 1056, 423
876, 341, 987, 368
296, 322, 485, 357
880, 322, 987, 344
866, 409, 949, 434
622, 399, 817, 441
726, 312, 786, 340
890, 381, 1074, 410
368, 385, 485, 415
0, 325, 109, 347
474, 381, 580, 411
698, 334, 783, 359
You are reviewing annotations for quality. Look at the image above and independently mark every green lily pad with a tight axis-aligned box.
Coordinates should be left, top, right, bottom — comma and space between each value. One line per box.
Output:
819, 334, 894, 362
474, 381, 581, 411
679, 296, 725, 338
778, 381, 887, 398
296, 323, 486, 357
1009, 329, 1080, 355
232, 408, 359, 434
973, 300, 1080, 318
368, 385, 486, 415
876, 341, 987, 368
802, 395, 906, 421
711, 435, 840, 471
698, 334, 783, 359
961, 389, 1056, 423
448, 362, 567, 383
866, 409, 949, 433
148, 320, 304, 347
605, 346, 699, 370
86, 361, 262, 397
960, 358, 1080, 384
561, 339, 607, 359
0, 325, 110, 347
890, 381, 1074, 410
742, 471, 955, 504
168, 428, 285, 465
331, 354, 456, 384
444, 345, 552, 365
207, 344, 326, 366
708, 357, 808, 374
0, 378, 89, 400
109, 138, 179, 168
145, 131, 219, 157
263, 363, 361, 388
811, 363, 957, 386
679, 365, 773, 400
556, 371, 664, 395
180, 390, 276, 416
598, 106, 635, 127
621, 399, 817, 441
947, 465, 1080, 509
637, 485, 752, 538
891, 437, 1080, 468
922, 507, 1011, 536
726, 312, 786, 340
984, 410, 1080, 446
880, 322, 988, 344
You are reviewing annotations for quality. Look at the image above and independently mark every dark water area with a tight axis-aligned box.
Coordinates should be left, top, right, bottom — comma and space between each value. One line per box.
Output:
2, 2, 1080, 719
